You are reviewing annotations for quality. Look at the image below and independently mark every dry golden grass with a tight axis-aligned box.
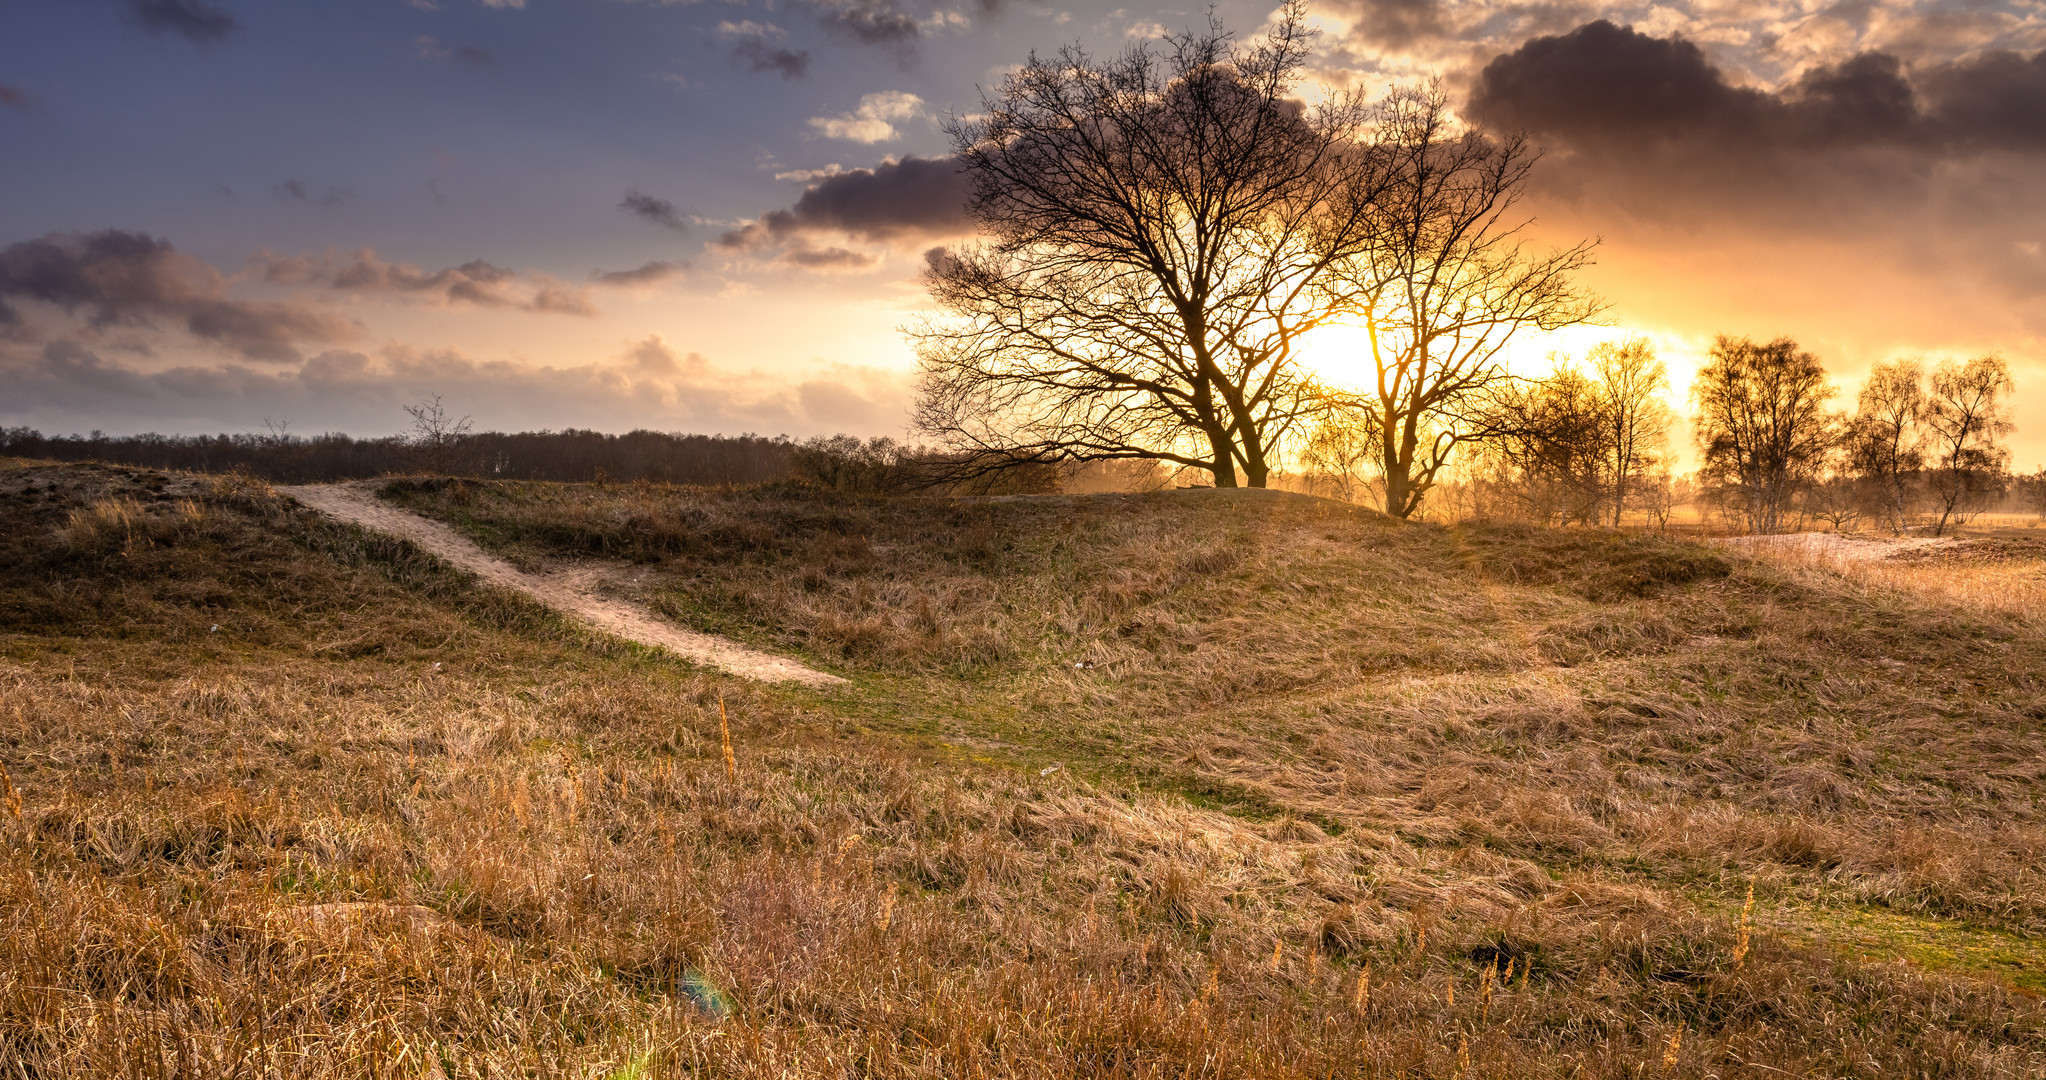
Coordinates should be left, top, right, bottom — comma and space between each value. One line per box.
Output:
3, 462, 2046, 1076
1733, 530, 2046, 627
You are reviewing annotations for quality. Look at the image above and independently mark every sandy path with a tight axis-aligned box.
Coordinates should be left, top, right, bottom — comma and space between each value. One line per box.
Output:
283, 483, 845, 688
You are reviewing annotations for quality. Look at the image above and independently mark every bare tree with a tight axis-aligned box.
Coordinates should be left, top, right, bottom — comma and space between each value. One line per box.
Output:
1325, 88, 1601, 518
1480, 360, 1608, 524
1805, 476, 1866, 533
912, 5, 1376, 488
1843, 359, 1926, 534
1299, 403, 1378, 503
404, 394, 473, 475
1586, 337, 1671, 526
2017, 469, 2046, 519
1924, 354, 2014, 535
1455, 340, 1668, 527
1692, 336, 1837, 535
1639, 472, 1680, 534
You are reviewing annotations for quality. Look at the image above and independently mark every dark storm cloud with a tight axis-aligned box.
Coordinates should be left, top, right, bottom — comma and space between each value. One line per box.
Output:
0, 230, 351, 362
716, 156, 970, 257
259, 250, 597, 316
0, 84, 40, 112
1460, 20, 2046, 334
124, 0, 240, 43
731, 36, 813, 80
591, 261, 685, 286
1468, 20, 2046, 154
1918, 49, 2046, 149
620, 190, 690, 232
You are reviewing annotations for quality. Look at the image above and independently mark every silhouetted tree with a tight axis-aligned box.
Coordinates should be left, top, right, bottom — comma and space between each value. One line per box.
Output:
1299, 404, 1377, 504
404, 394, 473, 475
1844, 359, 1926, 534
1481, 361, 1608, 524
1325, 88, 1601, 518
1586, 337, 1671, 526
1450, 339, 1668, 526
912, 4, 1377, 488
1692, 335, 1837, 535
1924, 354, 2014, 535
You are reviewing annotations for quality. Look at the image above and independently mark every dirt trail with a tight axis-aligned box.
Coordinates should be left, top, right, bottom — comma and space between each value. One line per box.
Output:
283, 483, 845, 688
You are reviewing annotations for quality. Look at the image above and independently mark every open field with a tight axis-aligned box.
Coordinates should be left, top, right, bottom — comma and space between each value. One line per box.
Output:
6, 461, 2046, 1077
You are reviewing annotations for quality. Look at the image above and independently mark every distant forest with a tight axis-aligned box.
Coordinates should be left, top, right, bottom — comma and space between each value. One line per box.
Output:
0, 427, 797, 486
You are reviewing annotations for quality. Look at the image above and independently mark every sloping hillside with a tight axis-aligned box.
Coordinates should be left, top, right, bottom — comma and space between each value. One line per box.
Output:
5, 461, 2046, 1078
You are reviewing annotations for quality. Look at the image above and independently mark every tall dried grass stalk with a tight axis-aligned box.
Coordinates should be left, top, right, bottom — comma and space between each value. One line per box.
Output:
720, 692, 737, 782
1734, 882, 1756, 971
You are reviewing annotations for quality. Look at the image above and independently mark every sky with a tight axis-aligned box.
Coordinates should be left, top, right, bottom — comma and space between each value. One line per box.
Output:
2, 0, 2044, 467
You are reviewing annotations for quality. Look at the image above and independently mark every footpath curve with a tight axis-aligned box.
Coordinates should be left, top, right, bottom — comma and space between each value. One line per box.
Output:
283, 482, 845, 688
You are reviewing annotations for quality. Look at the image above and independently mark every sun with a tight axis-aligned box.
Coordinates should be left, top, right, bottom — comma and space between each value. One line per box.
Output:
1293, 322, 1383, 391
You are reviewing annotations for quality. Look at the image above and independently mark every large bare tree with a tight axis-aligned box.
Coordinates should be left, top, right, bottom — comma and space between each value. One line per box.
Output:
910, 5, 1376, 487
1326, 88, 1601, 518
1692, 335, 1836, 535
1924, 354, 2014, 535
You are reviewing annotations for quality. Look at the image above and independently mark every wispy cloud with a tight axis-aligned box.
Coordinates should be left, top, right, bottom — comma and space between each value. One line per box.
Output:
123, 0, 239, 43
619, 190, 691, 232
258, 249, 596, 316
718, 23, 810, 80
807, 91, 925, 142
592, 261, 686, 286
273, 179, 354, 208
415, 35, 495, 68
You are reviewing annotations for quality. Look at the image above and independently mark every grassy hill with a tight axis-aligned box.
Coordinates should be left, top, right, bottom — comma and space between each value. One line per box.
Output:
5, 460, 2046, 1077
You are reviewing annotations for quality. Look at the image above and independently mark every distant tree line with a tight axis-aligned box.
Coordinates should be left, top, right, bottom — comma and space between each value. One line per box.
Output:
0, 425, 799, 486
0, 405, 1065, 496
1296, 332, 2028, 536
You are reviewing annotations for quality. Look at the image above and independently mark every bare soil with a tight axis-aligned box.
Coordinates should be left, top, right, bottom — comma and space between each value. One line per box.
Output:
282, 481, 844, 688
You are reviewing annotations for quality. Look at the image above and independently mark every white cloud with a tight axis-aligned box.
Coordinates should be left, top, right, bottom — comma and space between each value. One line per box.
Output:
807, 91, 925, 143
774, 163, 846, 182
